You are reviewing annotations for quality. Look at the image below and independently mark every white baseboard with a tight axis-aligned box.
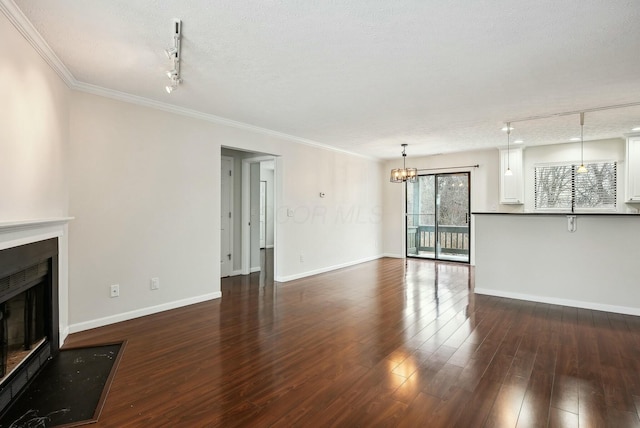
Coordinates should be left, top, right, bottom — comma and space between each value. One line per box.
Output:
250, 266, 261, 273
474, 287, 640, 316
60, 325, 70, 346
276, 254, 384, 282
230, 269, 243, 277
382, 253, 404, 259
266, 245, 274, 249
68, 292, 222, 334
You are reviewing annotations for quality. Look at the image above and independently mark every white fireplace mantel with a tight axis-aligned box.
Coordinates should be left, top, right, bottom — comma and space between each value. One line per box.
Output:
0, 217, 74, 232
0, 217, 74, 251
0, 217, 73, 346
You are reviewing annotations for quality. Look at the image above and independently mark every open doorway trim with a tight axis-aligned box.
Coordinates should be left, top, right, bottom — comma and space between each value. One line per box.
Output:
220, 156, 234, 277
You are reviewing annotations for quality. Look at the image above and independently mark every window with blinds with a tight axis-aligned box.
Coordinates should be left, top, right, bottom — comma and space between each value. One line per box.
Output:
534, 161, 617, 210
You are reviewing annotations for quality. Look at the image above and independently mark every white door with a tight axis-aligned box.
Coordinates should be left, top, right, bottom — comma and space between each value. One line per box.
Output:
221, 157, 233, 277
259, 181, 266, 249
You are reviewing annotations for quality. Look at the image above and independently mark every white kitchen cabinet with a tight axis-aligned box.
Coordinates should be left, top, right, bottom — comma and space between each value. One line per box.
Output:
626, 135, 640, 202
499, 147, 524, 204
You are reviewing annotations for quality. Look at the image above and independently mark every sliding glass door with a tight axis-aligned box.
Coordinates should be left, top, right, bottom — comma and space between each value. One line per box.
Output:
406, 172, 470, 262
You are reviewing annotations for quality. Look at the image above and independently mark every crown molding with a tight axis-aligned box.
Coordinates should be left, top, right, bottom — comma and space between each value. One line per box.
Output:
1, 0, 380, 162
0, 0, 76, 86
74, 82, 379, 161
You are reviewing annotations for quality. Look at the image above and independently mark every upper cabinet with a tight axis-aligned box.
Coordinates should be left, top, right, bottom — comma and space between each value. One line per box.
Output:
626, 135, 640, 202
499, 147, 524, 204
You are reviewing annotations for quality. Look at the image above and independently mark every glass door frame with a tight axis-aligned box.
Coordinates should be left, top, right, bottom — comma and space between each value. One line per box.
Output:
405, 171, 471, 264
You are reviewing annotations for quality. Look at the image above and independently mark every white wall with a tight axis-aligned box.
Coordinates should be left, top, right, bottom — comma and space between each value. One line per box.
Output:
275, 147, 384, 281
382, 148, 499, 264
68, 92, 223, 329
68, 91, 384, 328
223, 148, 384, 282
0, 12, 69, 220
0, 12, 70, 339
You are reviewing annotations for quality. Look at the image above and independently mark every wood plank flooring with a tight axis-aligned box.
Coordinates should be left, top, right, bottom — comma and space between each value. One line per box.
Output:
63, 256, 640, 427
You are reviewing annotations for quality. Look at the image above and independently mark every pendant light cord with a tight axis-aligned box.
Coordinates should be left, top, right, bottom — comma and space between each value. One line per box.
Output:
506, 122, 511, 171
580, 112, 584, 165
403, 146, 407, 170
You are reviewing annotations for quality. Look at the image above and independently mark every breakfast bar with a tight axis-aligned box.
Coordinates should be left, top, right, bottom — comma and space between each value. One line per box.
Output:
473, 212, 640, 315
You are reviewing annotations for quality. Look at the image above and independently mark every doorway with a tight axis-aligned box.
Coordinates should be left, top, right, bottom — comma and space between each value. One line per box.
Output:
406, 172, 470, 263
241, 156, 277, 278
220, 148, 278, 280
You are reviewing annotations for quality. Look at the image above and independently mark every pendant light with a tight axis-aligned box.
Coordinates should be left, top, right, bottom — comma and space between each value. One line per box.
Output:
576, 112, 588, 173
390, 144, 418, 183
504, 122, 513, 176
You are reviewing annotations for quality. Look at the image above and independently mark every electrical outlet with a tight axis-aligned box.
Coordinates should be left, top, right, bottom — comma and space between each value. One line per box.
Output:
151, 277, 160, 290
110, 284, 120, 298
299, 254, 304, 263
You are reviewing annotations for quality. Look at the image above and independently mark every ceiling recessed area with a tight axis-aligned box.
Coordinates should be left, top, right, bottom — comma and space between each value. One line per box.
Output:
10, 0, 640, 159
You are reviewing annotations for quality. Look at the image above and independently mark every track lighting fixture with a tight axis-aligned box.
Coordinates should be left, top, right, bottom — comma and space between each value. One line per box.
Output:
163, 19, 182, 93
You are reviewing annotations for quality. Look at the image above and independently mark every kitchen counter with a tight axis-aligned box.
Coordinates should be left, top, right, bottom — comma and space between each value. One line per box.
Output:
473, 212, 640, 315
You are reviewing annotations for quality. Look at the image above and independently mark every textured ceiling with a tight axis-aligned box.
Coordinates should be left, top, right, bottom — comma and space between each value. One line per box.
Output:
10, 0, 640, 159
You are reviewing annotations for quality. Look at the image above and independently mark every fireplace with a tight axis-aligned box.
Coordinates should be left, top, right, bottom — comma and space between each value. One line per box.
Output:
0, 238, 59, 413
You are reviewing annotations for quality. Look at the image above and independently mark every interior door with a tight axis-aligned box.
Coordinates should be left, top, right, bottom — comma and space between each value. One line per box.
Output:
220, 157, 233, 277
406, 172, 470, 263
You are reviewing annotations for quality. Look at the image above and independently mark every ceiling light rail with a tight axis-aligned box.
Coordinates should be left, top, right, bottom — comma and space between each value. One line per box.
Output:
504, 101, 640, 124
164, 19, 182, 94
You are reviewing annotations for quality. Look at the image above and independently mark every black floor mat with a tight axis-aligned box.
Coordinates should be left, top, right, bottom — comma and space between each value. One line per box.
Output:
0, 342, 125, 427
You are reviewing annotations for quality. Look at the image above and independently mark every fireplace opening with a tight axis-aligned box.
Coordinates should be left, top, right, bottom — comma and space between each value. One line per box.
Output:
0, 238, 58, 414
1, 281, 47, 380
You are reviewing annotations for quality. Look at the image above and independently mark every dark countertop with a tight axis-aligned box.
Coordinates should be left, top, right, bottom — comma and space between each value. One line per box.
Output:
472, 212, 640, 216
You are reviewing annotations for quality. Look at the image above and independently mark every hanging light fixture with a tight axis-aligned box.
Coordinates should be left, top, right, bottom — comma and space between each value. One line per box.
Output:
576, 112, 588, 173
504, 122, 513, 176
390, 144, 418, 183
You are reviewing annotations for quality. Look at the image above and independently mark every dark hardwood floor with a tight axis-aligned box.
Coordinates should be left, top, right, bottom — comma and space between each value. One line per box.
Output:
63, 255, 640, 427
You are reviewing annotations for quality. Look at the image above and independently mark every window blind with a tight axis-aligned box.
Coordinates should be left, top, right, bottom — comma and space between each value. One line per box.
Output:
534, 162, 616, 210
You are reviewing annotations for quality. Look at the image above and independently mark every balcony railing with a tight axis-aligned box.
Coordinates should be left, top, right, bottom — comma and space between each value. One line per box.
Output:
407, 225, 469, 256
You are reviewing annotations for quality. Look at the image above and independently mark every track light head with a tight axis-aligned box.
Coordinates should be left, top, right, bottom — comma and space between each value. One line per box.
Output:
166, 70, 178, 79
165, 84, 176, 94
164, 47, 178, 59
